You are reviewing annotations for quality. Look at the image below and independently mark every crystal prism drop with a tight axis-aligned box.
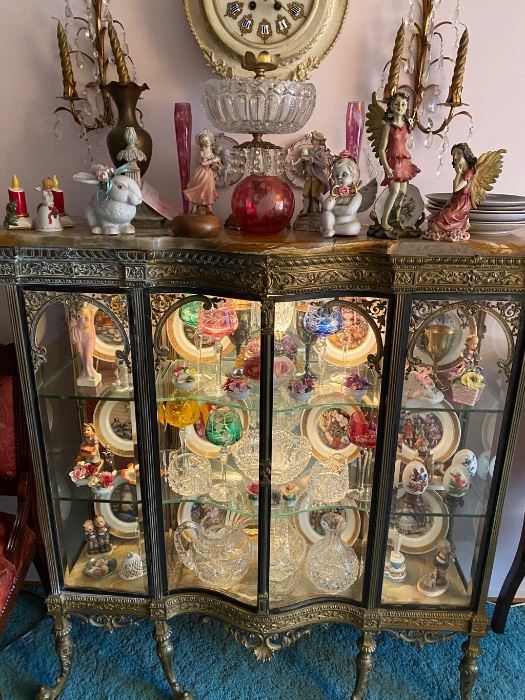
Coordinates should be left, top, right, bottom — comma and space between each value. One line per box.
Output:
79, 125, 87, 140
53, 117, 62, 140
83, 100, 92, 117
75, 52, 84, 70
437, 53, 444, 73
424, 121, 434, 149
92, 63, 99, 80
407, 132, 415, 150
123, 42, 130, 55
95, 91, 104, 114
93, 48, 99, 59
84, 28, 91, 39
65, 3, 73, 19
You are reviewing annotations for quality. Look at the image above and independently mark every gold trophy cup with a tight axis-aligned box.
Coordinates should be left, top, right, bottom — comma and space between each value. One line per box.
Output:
424, 324, 456, 386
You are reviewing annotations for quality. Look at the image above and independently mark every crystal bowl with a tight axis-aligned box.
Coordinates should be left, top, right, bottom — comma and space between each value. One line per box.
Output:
203, 78, 316, 134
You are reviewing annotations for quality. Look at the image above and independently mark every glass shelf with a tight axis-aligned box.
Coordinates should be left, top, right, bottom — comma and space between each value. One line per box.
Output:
37, 358, 133, 401
55, 494, 143, 505
162, 495, 371, 517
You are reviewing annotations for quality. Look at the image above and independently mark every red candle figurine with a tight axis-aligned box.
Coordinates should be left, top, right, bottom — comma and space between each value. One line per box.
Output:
6, 174, 33, 229
51, 175, 74, 227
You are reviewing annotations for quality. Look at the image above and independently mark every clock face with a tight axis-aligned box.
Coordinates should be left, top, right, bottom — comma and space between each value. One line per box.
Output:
220, 1, 315, 46
184, 0, 349, 80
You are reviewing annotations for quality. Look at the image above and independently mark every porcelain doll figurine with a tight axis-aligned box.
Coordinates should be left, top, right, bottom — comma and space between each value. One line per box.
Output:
366, 91, 421, 238
35, 177, 62, 232
94, 515, 111, 553
321, 153, 362, 237
83, 519, 97, 554
69, 303, 102, 387
73, 163, 142, 235
184, 130, 223, 214
422, 144, 506, 242
172, 130, 223, 237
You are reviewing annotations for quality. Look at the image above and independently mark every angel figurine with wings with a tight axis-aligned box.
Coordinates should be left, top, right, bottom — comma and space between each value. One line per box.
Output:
423, 144, 506, 242
366, 91, 421, 238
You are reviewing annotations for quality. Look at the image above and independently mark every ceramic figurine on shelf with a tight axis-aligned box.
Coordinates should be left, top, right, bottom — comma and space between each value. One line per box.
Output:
422, 144, 506, 242
94, 515, 111, 553
384, 532, 407, 584
293, 131, 330, 232
366, 91, 422, 239
69, 303, 102, 387
5, 174, 33, 229
113, 357, 132, 392
83, 519, 97, 555
35, 177, 62, 232
417, 540, 455, 596
321, 152, 378, 238
75, 423, 103, 472
51, 175, 74, 228
172, 130, 223, 237
73, 163, 142, 235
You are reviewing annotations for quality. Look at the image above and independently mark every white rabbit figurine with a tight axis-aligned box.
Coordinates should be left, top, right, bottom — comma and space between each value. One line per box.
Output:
73, 164, 142, 235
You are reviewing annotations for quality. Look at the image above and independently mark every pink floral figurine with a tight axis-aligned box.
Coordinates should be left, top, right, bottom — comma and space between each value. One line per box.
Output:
184, 130, 223, 215
223, 375, 251, 401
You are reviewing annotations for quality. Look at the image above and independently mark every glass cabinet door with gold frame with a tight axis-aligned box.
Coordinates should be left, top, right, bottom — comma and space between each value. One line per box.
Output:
269, 296, 389, 608
151, 293, 261, 607
382, 297, 523, 607
23, 291, 147, 594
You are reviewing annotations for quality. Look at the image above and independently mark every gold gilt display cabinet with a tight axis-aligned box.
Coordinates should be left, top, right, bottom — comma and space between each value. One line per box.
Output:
2, 227, 525, 700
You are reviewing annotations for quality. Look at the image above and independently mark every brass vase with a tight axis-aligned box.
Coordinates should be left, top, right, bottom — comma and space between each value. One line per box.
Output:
106, 81, 152, 177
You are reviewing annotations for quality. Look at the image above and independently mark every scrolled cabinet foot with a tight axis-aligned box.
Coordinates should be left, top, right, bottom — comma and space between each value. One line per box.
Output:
351, 631, 376, 700
35, 617, 74, 700
154, 621, 193, 700
459, 636, 482, 700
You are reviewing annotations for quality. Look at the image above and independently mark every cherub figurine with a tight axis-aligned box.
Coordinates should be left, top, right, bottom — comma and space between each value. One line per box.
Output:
321, 152, 378, 238
184, 130, 223, 215
422, 143, 506, 242
366, 91, 421, 238
417, 540, 455, 596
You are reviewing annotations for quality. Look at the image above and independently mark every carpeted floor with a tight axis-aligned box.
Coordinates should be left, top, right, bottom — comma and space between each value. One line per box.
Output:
1, 592, 525, 699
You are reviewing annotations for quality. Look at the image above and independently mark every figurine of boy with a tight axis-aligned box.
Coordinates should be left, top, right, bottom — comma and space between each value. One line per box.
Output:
94, 515, 111, 553
83, 519, 97, 554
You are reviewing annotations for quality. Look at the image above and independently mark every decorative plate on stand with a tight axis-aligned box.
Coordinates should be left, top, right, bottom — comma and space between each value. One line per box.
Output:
295, 494, 361, 546
167, 311, 234, 363
300, 394, 360, 462
399, 400, 461, 463
93, 394, 135, 457
388, 489, 449, 554
94, 476, 141, 539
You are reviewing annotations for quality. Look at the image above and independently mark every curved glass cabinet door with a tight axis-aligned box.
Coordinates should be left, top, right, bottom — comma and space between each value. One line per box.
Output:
151, 293, 261, 606
382, 298, 523, 607
269, 296, 389, 608
23, 291, 147, 594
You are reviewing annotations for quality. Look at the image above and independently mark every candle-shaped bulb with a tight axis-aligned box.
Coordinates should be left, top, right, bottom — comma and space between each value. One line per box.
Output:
57, 20, 77, 99
446, 28, 469, 105
107, 20, 131, 84
383, 23, 405, 101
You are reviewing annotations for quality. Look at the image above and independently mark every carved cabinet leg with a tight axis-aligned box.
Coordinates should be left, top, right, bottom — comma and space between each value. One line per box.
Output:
459, 636, 482, 700
351, 632, 376, 700
36, 616, 74, 700
154, 621, 193, 700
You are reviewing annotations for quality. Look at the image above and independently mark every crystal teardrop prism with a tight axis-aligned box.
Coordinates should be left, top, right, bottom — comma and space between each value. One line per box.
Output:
53, 116, 63, 140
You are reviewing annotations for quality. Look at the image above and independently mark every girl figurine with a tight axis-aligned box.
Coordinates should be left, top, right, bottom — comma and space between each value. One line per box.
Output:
69, 303, 101, 387
321, 153, 362, 237
366, 91, 421, 238
422, 144, 506, 242
183, 130, 222, 215
35, 177, 62, 232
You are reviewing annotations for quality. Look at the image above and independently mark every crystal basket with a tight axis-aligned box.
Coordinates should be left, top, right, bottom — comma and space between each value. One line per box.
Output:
203, 78, 316, 135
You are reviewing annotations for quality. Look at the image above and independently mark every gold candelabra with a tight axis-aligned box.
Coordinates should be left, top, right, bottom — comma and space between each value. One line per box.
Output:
382, 0, 472, 136
54, 0, 135, 133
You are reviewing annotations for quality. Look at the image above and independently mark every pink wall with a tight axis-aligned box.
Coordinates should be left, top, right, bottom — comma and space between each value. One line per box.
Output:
1, 0, 524, 596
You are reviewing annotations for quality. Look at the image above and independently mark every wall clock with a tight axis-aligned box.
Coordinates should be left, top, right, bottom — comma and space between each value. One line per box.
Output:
183, 0, 350, 80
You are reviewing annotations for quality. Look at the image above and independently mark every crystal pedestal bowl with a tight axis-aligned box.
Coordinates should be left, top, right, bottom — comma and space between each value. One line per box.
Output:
203, 77, 316, 135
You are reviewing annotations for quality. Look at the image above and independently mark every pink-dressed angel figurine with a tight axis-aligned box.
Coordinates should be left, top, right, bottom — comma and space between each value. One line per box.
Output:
422, 143, 506, 242
183, 130, 223, 215
69, 303, 101, 387
366, 91, 421, 238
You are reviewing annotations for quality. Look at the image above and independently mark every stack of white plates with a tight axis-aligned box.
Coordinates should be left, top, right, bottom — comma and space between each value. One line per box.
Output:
426, 193, 525, 236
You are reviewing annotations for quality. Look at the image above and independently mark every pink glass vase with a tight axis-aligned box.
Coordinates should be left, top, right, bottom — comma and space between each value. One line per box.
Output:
345, 101, 365, 163
174, 103, 192, 214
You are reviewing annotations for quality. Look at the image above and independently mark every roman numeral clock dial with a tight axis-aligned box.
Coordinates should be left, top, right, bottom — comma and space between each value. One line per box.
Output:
224, 0, 311, 45
184, 0, 350, 79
